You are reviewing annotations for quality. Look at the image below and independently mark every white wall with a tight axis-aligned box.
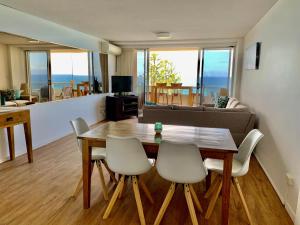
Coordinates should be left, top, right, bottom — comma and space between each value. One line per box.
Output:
0, 43, 11, 89
296, 193, 300, 225
0, 5, 101, 51
8, 46, 27, 89
0, 94, 108, 162
240, 0, 300, 221
108, 54, 117, 92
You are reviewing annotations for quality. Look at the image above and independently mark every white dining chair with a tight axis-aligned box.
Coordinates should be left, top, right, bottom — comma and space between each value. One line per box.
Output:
204, 129, 264, 224
70, 117, 117, 200
154, 141, 207, 225
103, 136, 153, 225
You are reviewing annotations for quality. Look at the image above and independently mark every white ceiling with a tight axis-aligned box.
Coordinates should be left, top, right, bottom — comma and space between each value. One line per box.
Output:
0, 0, 278, 43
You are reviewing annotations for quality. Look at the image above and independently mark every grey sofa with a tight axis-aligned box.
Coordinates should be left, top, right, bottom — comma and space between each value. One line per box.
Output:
138, 98, 255, 146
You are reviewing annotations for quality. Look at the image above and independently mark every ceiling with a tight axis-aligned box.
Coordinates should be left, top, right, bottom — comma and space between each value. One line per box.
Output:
0, 0, 278, 43
0, 32, 74, 49
0, 32, 46, 45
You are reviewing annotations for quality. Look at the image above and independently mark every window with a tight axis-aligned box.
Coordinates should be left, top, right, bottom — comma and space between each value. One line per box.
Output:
27, 51, 50, 102
27, 50, 91, 102
139, 48, 234, 106
50, 51, 89, 89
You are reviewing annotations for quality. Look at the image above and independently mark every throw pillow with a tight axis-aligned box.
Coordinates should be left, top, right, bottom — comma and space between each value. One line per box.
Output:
215, 96, 229, 108
4, 89, 16, 101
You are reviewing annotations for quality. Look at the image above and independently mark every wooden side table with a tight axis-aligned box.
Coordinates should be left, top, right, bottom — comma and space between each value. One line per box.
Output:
0, 108, 33, 163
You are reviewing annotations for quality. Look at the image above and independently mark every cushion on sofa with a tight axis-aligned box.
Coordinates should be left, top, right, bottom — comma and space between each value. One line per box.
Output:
226, 97, 240, 108
144, 105, 171, 110
172, 105, 204, 111
204, 106, 249, 112
215, 96, 229, 108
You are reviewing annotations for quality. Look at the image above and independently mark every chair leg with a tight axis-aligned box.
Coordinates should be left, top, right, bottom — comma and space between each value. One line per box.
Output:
139, 178, 154, 204
184, 184, 199, 225
103, 175, 125, 219
119, 176, 129, 199
233, 177, 254, 225
154, 182, 176, 225
180, 94, 182, 105
96, 161, 109, 201
205, 180, 223, 219
189, 184, 203, 213
102, 160, 118, 183
132, 176, 146, 225
72, 174, 83, 198
205, 175, 221, 199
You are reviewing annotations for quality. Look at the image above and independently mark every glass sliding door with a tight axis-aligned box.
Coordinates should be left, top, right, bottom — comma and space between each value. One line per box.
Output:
147, 49, 198, 106
137, 49, 148, 108
28, 51, 51, 102
50, 51, 90, 98
139, 47, 234, 107
200, 48, 233, 104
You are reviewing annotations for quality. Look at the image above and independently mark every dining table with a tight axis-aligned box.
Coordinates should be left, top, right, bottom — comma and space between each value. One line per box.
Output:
78, 120, 238, 225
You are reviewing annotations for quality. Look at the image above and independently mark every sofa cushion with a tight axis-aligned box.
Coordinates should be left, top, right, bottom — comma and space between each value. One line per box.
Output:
204, 106, 249, 112
144, 105, 171, 110
0, 90, 16, 101
215, 96, 229, 108
172, 105, 204, 111
226, 97, 240, 108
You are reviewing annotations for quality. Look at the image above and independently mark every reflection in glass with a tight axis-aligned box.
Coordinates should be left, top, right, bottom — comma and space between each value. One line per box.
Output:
28, 51, 50, 102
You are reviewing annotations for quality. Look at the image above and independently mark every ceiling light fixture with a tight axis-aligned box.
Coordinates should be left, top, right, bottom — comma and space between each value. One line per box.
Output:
155, 32, 172, 40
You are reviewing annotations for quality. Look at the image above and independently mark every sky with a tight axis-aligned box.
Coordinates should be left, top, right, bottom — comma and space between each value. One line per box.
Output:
30, 52, 89, 76
51, 52, 89, 75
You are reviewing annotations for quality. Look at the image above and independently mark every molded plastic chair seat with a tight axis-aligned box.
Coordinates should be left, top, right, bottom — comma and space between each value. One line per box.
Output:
91, 147, 106, 160
156, 141, 207, 184
204, 158, 244, 177
70, 117, 117, 201
154, 141, 207, 225
103, 136, 153, 225
204, 129, 264, 224
106, 136, 152, 176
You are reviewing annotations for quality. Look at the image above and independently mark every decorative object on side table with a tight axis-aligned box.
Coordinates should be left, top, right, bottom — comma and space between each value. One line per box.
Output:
154, 122, 163, 134
154, 133, 162, 143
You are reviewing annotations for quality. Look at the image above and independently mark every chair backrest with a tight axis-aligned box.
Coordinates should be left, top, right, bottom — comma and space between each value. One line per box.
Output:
234, 129, 264, 175
106, 136, 151, 175
156, 141, 207, 184
70, 117, 90, 152
156, 83, 167, 88
62, 86, 73, 98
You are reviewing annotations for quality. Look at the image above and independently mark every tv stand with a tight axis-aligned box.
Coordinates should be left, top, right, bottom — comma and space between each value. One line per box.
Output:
106, 95, 138, 121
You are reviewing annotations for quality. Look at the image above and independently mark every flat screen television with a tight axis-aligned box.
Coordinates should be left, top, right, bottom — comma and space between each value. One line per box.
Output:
111, 75, 132, 94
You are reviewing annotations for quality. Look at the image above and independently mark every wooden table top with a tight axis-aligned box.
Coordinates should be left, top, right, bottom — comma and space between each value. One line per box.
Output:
79, 120, 238, 152
0, 107, 29, 114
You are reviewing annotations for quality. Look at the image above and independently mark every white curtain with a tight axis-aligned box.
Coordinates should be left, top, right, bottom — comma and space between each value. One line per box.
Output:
116, 48, 137, 93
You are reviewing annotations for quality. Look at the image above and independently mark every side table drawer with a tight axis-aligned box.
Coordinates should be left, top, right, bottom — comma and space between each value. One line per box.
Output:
0, 111, 28, 127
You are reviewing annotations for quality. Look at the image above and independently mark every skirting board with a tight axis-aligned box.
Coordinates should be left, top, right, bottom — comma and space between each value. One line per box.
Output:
254, 153, 295, 222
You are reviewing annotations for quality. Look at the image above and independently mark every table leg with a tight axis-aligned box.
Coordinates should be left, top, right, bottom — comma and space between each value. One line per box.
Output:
82, 139, 92, 209
221, 153, 233, 225
188, 87, 193, 106
7, 127, 15, 160
154, 87, 157, 104
23, 122, 33, 163
206, 170, 211, 191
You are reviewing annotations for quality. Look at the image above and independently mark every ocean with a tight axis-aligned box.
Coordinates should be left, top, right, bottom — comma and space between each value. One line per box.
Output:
32, 74, 228, 97
31, 74, 89, 90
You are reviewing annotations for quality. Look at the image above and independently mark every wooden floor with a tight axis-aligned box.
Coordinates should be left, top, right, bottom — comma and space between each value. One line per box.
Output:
0, 131, 293, 225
